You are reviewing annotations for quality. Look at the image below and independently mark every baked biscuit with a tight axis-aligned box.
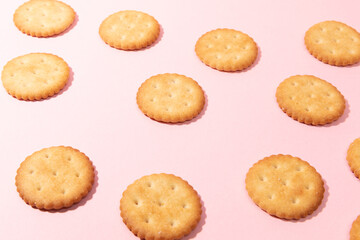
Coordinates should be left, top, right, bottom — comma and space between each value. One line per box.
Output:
137, 73, 205, 123
305, 21, 360, 66
351, 215, 360, 240
245, 154, 324, 219
14, 0, 76, 37
347, 138, 360, 179
1, 53, 70, 100
15, 146, 95, 210
195, 28, 258, 71
120, 173, 202, 240
99, 10, 160, 50
276, 75, 345, 125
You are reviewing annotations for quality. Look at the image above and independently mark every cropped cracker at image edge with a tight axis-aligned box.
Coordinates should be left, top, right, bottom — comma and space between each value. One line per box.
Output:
347, 138, 360, 179
305, 21, 360, 66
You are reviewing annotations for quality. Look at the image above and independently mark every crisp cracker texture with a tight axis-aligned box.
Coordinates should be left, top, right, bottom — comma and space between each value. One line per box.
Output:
120, 173, 202, 240
14, 0, 75, 37
347, 138, 360, 179
99, 10, 160, 50
1, 53, 69, 100
245, 154, 324, 220
305, 21, 360, 66
195, 28, 258, 71
136, 73, 205, 123
15, 146, 94, 210
276, 75, 345, 125
351, 215, 360, 240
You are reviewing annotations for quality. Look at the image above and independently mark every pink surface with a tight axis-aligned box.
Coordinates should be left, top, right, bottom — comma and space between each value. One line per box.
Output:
1, 0, 360, 239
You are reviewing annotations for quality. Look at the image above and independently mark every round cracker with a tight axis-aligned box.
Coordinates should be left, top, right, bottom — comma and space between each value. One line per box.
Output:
15, 146, 94, 210
1, 53, 70, 100
347, 138, 360, 179
99, 10, 160, 50
120, 173, 202, 240
195, 28, 258, 71
14, 0, 75, 37
136, 73, 205, 123
351, 215, 360, 240
245, 154, 324, 220
305, 21, 360, 66
276, 75, 345, 125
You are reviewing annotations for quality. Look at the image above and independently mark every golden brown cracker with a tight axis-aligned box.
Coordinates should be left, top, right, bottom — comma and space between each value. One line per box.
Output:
99, 10, 160, 50
347, 138, 360, 179
351, 215, 360, 240
276, 75, 345, 125
136, 73, 205, 123
14, 0, 76, 37
1, 53, 70, 100
305, 21, 360, 66
120, 173, 202, 240
245, 154, 324, 219
15, 146, 94, 210
195, 28, 258, 71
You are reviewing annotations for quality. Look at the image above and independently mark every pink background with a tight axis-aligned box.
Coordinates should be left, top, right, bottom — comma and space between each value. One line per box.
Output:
1, 0, 360, 239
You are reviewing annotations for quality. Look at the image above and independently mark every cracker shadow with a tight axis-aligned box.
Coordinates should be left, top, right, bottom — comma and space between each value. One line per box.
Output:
323, 99, 350, 127
182, 198, 206, 240
197, 44, 261, 74
165, 90, 208, 126
238, 44, 261, 73
55, 66, 74, 97
49, 13, 79, 38
135, 24, 164, 51
39, 66, 74, 101
324, 60, 360, 68
40, 166, 98, 213
139, 90, 208, 125
345, 61, 360, 68
279, 98, 349, 127
280, 178, 329, 223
